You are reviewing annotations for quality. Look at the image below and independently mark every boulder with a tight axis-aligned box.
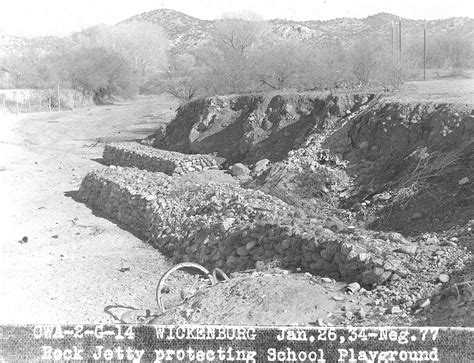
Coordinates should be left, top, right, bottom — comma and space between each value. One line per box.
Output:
387, 232, 409, 244
231, 163, 250, 177
396, 244, 418, 255
253, 159, 270, 174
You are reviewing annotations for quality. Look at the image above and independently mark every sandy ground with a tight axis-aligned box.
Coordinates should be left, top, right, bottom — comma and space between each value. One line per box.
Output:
394, 77, 474, 104
0, 96, 178, 324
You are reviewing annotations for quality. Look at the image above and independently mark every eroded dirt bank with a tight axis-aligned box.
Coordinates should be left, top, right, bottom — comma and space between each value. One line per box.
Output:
151, 92, 375, 165
152, 91, 473, 235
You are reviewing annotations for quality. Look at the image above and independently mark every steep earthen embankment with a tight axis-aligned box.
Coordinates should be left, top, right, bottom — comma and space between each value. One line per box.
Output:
340, 100, 473, 233
150, 91, 472, 234
150, 92, 375, 165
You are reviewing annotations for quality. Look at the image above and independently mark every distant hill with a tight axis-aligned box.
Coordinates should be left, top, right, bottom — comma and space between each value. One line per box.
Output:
125, 9, 474, 54
1, 9, 473, 57
0, 34, 66, 56
124, 9, 214, 53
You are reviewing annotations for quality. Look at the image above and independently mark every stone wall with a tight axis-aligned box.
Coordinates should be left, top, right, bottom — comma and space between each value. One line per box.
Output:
102, 142, 219, 175
79, 166, 417, 287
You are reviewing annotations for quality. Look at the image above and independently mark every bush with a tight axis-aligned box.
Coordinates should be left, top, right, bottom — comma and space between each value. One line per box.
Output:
80, 22, 168, 94
160, 54, 207, 102
65, 46, 133, 103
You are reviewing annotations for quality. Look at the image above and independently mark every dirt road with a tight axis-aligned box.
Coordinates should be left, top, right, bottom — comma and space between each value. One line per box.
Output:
0, 95, 178, 323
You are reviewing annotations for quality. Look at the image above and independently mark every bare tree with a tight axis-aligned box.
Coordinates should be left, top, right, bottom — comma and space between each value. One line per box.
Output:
161, 54, 205, 102
189, 14, 269, 94
254, 41, 305, 90
91, 22, 168, 93
65, 46, 133, 103
436, 31, 473, 71
214, 13, 266, 56
350, 38, 382, 85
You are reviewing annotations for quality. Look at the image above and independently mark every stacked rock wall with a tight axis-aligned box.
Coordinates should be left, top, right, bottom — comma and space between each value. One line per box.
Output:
102, 142, 219, 176
79, 167, 416, 286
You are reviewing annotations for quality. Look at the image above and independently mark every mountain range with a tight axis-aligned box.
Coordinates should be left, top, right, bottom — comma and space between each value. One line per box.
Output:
1, 9, 473, 57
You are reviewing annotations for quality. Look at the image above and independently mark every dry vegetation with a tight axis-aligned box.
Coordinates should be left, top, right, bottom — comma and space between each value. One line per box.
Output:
0, 11, 473, 106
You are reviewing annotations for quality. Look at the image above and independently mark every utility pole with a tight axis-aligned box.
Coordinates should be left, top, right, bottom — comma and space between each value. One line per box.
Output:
391, 21, 394, 66
399, 17, 402, 80
423, 22, 427, 81
399, 17, 402, 63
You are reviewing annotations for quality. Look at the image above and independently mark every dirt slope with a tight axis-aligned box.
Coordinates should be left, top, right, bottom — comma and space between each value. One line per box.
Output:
151, 85, 473, 235
151, 92, 373, 165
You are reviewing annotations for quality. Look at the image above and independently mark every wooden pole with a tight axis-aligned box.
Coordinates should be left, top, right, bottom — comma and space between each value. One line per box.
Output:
399, 17, 402, 80
423, 22, 426, 81
391, 21, 394, 65
399, 18, 402, 60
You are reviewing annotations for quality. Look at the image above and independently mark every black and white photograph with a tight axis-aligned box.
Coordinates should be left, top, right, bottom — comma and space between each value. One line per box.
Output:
0, 0, 473, 361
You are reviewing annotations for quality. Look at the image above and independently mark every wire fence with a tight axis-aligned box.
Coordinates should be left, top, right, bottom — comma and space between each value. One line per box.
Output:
0, 88, 94, 115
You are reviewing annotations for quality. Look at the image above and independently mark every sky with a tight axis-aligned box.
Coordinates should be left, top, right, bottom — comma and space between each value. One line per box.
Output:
1, 0, 473, 37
